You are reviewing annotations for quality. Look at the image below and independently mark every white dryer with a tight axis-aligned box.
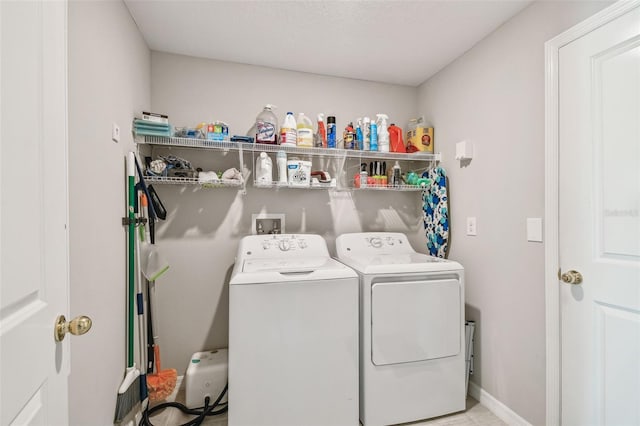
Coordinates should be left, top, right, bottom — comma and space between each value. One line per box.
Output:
229, 234, 359, 426
336, 232, 465, 426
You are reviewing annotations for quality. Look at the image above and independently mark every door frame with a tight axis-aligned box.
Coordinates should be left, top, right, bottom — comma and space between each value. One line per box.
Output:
544, 1, 640, 424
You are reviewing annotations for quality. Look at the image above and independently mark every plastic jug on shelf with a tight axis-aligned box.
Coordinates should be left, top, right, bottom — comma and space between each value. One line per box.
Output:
296, 113, 314, 148
280, 112, 297, 147
255, 104, 278, 144
388, 124, 406, 153
255, 152, 273, 185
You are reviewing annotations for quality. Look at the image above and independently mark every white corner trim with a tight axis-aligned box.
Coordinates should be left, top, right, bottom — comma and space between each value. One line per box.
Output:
468, 382, 532, 426
544, 1, 640, 426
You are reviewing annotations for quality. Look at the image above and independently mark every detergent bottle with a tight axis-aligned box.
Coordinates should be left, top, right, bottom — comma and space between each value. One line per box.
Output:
376, 114, 389, 153
388, 123, 406, 153
315, 114, 327, 148
296, 113, 314, 148
280, 112, 297, 147
255, 104, 278, 144
255, 152, 273, 185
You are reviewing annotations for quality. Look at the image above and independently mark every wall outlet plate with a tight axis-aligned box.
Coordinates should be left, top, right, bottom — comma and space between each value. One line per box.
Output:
252, 213, 285, 235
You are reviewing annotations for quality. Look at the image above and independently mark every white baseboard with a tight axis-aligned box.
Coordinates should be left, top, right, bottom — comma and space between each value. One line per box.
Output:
468, 381, 532, 426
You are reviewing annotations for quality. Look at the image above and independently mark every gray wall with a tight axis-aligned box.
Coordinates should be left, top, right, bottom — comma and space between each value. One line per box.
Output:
416, 1, 611, 424
150, 52, 423, 372
68, 1, 150, 424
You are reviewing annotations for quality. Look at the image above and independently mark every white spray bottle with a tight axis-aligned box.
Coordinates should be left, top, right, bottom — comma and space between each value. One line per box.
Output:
376, 114, 390, 153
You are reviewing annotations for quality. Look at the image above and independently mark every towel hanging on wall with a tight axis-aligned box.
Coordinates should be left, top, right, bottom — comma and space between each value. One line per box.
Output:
422, 166, 449, 258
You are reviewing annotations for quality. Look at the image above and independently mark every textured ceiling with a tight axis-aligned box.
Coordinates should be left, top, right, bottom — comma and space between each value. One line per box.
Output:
124, 0, 532, 86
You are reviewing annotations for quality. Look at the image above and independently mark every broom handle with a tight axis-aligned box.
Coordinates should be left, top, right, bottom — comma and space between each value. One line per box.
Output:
127, 152, 136, 368
146, 279, 155, 374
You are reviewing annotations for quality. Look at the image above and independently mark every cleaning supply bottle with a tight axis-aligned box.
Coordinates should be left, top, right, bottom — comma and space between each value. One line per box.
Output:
363, 117, 371, 151
388, 123, 406, 153
255, 104, 278, 144
392, 161, 401, 187
376, 114, 389, 153
296, 113, 314, 148
276, 150, 288, 184
370, 119, 378, 151
343, 122, 355, 149
255, 152, 273, 185
315, 113, 327, 148
327, 116, 336, 148
280, 112, 297, 147
360, 163, 368, 188
356, 118, 363, 151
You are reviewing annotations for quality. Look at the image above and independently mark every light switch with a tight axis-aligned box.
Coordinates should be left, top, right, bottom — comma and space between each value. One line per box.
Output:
466, 217, 477, 236
527, 218, 543, 242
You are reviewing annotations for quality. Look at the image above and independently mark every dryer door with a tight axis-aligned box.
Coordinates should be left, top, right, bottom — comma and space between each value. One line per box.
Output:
371, 278, 461, 366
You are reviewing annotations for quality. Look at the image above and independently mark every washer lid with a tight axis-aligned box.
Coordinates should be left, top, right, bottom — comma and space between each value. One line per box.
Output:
336, 253, 462, 274
230, 257, 357, 285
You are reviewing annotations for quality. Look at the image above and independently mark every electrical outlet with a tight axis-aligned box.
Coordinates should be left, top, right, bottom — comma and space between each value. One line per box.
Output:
466, 217, 477, 236
252, 213, 285, 235
112, 123, 120, 143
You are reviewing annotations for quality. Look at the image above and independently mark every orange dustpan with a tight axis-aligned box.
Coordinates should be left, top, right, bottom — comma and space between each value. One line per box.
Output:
147, 336, 177, 402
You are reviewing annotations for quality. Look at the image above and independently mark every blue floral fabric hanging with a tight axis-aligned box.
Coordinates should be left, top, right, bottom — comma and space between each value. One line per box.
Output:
422, 166, 449, 258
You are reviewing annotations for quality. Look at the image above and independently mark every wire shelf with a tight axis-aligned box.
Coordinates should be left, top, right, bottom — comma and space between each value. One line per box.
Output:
351, 184, 426, 192
137, 135, 440, 162
144, 176, 243, 188
253, 181, 338, 190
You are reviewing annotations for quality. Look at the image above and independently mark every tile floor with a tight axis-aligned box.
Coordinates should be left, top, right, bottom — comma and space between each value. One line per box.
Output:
148, 378, 506, 426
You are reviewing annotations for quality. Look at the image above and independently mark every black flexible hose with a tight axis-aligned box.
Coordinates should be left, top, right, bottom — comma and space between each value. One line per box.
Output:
139, 383, 228, 426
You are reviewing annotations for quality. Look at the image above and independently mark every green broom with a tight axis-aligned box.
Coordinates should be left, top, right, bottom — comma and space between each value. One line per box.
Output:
114, 152, 141, 423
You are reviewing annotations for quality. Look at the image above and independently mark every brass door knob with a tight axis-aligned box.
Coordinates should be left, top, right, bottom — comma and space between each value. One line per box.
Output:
54, 315, 92, 342
560, 269, 583, 285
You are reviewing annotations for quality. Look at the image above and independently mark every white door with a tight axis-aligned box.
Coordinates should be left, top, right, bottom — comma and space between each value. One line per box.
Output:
559, 4, 640, 425
0, 1, 71, 425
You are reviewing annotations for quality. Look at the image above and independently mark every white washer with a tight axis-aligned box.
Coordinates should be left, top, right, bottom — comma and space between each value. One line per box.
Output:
336, 232, 465, 426
229, 234, 359, 426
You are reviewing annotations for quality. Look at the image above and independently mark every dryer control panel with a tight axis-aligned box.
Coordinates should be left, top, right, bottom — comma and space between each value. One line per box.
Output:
237, 234, 328, 259
336, 232, 414, 256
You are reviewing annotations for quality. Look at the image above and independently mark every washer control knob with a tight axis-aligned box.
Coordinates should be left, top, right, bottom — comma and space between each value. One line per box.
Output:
279, 240, 290, 251
370, 237, 383, 248
298, 240, 307, 249
262, 241, 270, 250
